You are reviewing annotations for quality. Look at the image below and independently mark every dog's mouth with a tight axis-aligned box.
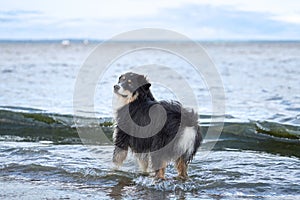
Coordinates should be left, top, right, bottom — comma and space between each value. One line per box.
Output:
114, 87, 128, 98
115, 91, 128, 98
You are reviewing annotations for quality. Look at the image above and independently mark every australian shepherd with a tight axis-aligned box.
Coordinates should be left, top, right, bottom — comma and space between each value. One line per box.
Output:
112, 72, 202, 180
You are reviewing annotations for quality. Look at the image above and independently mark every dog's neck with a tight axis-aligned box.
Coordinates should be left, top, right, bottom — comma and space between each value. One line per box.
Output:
112, 90, 156, 120
146, 91, 155, 101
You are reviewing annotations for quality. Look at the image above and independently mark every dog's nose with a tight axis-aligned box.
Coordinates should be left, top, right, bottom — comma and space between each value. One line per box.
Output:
114, 85, 120, 90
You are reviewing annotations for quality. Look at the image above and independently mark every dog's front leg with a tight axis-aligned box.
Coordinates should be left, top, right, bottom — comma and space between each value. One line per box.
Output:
113, 146, 128, 168
136, 153, 150, 174
154, 161, 167, 180
112, 127, 129, 168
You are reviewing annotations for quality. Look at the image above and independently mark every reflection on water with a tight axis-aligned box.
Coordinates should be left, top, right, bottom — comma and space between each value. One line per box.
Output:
0, 142, 299, 199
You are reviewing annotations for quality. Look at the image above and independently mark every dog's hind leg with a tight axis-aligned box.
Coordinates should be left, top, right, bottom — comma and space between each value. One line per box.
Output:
175, 156, 188, 180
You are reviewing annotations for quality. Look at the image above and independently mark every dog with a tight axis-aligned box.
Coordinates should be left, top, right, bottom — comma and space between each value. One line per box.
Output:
112, 72, 202, 179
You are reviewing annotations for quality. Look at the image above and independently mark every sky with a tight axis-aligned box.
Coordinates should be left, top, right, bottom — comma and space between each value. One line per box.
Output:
1, 0, 300, 40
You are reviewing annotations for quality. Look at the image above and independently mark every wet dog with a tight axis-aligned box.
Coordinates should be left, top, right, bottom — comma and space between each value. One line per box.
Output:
112, 72, 202, 179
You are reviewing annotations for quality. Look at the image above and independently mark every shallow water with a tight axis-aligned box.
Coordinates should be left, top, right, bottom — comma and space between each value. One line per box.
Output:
1, 41, 300, 199
1, 41, 300, 123
1, 142, 299, 200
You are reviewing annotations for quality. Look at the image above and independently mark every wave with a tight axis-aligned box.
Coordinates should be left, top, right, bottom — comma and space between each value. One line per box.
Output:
0, 107, 113, 144
0, 163, 112, 184
0, 107, 299, 157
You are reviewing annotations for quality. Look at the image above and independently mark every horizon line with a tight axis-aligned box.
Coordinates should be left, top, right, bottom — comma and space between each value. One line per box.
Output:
1, 38, 300, 43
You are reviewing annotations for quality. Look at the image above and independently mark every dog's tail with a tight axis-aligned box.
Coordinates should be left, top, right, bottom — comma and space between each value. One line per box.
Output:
183, 125, 203, 163
195, 125, 203, 148
181, 109, 203, 163
181, 107, 199, 127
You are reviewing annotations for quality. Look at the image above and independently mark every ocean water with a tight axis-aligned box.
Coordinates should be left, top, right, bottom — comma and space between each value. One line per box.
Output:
0, 41, 300, 199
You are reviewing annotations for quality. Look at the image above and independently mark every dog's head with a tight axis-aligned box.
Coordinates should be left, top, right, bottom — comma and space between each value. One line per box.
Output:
113, 72, 154, 109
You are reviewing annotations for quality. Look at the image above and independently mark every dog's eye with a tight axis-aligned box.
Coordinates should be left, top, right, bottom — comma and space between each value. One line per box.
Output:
118, 76, 126, 82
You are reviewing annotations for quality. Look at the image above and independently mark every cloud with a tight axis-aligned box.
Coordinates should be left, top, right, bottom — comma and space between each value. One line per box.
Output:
0, 10, 41, 23
159, 4, 293, 39
0, 2, 300, 40
115, 4, 300, 40
272, 14, 300, 24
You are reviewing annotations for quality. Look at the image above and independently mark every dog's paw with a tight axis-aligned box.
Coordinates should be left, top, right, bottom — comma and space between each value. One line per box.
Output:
174, 175, 189, 181
154, 174, 166, 181
140, 171, 150, 176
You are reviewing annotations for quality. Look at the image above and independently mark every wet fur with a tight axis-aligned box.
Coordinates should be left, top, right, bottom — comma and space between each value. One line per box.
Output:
112, 72, 202, 179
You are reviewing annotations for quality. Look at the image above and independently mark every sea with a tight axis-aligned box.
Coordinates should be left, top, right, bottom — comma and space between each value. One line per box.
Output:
0, 40, 300, 199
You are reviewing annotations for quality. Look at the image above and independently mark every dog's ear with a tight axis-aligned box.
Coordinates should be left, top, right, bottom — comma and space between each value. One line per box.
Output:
143, 83, 151, 91
137, 75, 151, 91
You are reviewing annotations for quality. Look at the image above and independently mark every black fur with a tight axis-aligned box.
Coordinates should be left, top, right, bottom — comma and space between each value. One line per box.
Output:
113, 72, 203, 174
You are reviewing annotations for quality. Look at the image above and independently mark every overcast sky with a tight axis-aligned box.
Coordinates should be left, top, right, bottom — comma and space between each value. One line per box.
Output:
1, 0, 300, 40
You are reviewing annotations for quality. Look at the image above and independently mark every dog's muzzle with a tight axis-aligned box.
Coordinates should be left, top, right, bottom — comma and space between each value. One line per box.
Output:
114, 85, 128, 98
114, 85, 120, 91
